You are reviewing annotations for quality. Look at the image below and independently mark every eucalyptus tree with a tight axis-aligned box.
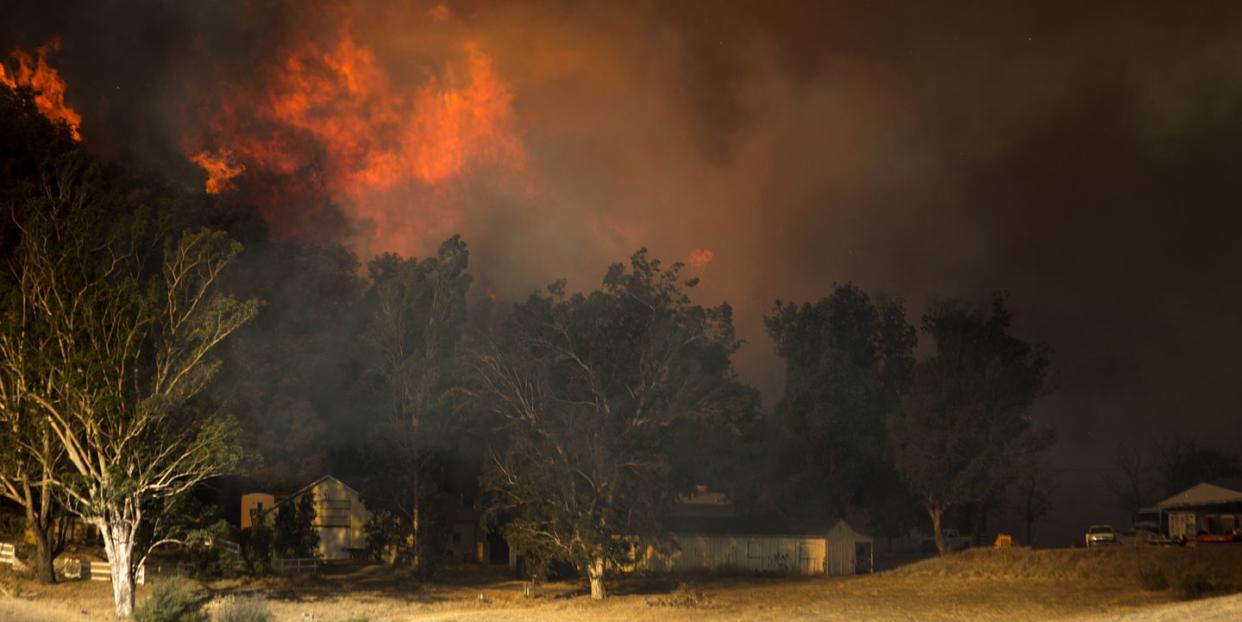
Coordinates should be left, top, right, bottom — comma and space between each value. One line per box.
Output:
475, 250, 757, 599
2, 157, 256, 617
361, 235, 471, 573
889, 294, 1053, 555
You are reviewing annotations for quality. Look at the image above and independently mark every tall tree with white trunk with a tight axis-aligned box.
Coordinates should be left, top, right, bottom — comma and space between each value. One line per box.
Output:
3, 158, 256, 617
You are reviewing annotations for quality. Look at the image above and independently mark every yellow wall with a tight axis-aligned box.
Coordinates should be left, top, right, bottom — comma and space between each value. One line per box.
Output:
240, 493, 276, 530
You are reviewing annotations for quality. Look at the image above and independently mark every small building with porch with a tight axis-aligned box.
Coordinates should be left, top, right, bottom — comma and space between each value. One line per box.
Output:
1155, 481, 1242, 540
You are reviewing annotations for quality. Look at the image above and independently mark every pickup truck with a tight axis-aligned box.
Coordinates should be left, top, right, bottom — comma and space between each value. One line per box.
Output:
1085, 524, 1119, 547
920, 529, 973, 553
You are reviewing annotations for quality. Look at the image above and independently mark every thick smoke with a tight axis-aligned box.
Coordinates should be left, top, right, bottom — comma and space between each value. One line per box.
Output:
5, 0, 1242, 542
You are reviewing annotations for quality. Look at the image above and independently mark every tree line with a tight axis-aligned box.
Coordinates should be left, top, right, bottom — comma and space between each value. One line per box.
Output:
0, 85, 1054, 615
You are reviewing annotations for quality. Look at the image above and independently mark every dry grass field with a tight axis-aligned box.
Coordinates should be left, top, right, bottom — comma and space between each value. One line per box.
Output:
3, 545, 1241, 621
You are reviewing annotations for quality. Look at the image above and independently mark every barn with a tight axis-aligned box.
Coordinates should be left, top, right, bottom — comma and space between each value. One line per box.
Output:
243, 475, 372, 560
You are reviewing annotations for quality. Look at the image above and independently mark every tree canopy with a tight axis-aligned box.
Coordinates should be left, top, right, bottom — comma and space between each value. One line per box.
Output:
476, 250, 758, 599
889, 294, 1053, 554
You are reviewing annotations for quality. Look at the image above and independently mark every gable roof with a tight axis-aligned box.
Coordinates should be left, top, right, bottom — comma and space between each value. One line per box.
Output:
1156, 482, 1242, 509
827, 519, 872, 543
256, 475, 364, 515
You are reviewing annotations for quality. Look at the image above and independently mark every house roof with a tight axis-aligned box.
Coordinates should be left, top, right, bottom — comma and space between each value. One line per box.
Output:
253, 474, 364, 516
827, 519, 873, 543
1156, 482, 1242, 509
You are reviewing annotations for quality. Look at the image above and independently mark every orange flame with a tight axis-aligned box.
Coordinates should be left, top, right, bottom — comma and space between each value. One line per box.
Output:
688, 248, 715, 276
1, 39, 82, 141
188, 23, 527, 256
190, 148, 245, 194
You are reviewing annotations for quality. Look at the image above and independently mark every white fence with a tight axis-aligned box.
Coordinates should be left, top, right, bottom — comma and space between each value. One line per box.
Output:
211, 538, 242, 557
0, 542, 14, 566
273, 557, 318, 574
58, 558, 145, 585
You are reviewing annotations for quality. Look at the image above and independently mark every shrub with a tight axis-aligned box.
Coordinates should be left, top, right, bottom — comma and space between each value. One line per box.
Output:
1137, 567, 1169, 591
646, 583, 710, 608
1176, 573, 1214, 600
239, 525, 274, 576
133, 577, 208, 622
214, 595, 274, 622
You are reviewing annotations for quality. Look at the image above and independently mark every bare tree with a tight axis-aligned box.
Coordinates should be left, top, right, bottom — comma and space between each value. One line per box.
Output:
4, 160, 257, 617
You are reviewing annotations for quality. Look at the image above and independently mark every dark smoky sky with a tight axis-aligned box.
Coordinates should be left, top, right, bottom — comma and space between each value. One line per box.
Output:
5, 1, 1242, 542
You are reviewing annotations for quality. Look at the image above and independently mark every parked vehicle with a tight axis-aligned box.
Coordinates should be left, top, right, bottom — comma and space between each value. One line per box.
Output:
1195, 532, 1236, 544
920, 529, 973, 553
1084, 524, 1119, 547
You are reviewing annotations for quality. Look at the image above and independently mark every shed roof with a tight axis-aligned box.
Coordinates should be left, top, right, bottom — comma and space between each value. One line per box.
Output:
1156, 482, 1242, 509
827, 519, 872, 543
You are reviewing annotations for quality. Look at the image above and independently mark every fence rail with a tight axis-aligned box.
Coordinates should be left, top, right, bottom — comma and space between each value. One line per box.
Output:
273, 557, 318, 574
0, 542, 14, 566
58, 558, 145, 585
211, 538, 242, 557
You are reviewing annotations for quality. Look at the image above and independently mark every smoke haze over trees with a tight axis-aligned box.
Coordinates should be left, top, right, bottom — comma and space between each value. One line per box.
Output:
4, 2, 1242, 609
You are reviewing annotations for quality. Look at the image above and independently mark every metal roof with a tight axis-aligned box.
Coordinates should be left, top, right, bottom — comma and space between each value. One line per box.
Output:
1155, 482, 1242, 509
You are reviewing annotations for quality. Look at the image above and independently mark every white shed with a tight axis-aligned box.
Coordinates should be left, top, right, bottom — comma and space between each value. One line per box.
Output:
636, 533, 827, 576
826, 519, 873, 576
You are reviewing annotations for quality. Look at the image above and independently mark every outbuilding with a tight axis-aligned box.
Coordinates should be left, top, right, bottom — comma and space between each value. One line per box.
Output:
826, 519, 874, 576
243, 475, 372, 560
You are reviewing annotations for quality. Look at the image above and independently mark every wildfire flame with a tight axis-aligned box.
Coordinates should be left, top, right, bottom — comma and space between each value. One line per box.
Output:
190, 148, 245, 194
688, 248, 715, 276
188, 22, 528, 256
1, 39, 82, 141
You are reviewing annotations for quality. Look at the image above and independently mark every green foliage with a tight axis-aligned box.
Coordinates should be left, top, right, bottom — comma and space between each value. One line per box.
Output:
1176, 573, 1214, 600
214, 596, 274, 622
239, 524, 274, 576
888, 294, 1053, 551
1137, 567, 1169, 591
0, 511, 24, 539
273, 492, 318, 558
355, 236, 473, 576
133, 577, 207, 622
476, 249, 758, 593
764, 284, 919, 532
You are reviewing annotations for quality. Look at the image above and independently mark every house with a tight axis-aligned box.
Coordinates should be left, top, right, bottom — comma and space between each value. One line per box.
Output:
1155, 481, 1242, 540
243, 475, 371, 560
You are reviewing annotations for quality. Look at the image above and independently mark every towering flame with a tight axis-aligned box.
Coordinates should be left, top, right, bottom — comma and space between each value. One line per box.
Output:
1, 39, 82, 141
188, 21, 528, 257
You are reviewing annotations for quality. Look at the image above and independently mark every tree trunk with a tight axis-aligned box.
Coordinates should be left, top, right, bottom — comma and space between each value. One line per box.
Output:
930, 506, 948, 556
411, 498, 421, 571
24, 501, 56, 583
101, 519, 136, 618
587, 555, 606, 600
31, 524, 56, 584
